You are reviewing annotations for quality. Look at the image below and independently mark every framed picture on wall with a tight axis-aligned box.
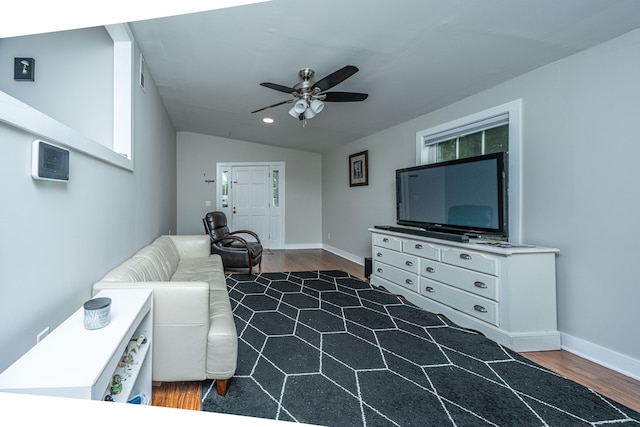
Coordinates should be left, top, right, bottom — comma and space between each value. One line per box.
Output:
349, 150, 368, 187
14, 58, 35, 81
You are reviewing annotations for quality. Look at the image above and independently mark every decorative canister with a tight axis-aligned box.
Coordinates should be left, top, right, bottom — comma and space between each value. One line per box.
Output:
83, 297, 111, 330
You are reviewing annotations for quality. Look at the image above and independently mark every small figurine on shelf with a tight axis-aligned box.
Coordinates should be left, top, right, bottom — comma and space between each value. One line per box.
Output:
110, 374, 122, 395
118, 354, 128, 368
125, 334, 146, 355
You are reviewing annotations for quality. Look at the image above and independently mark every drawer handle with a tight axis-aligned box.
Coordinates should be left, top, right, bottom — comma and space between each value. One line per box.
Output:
405, 260, 413, 266
460, 253, 472, 260
425, 286, 435, 293
405, 279, 413, 285
414, 244, 423, 249
425, 267, 435, 273
474, 281, 487, 289
474, 304, 487, 313
377, 268, 383, 273
377, 252, 383, 257
383, 238, 389, 242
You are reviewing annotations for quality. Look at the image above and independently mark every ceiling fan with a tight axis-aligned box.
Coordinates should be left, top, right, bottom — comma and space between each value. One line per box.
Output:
251, 65, 368, 122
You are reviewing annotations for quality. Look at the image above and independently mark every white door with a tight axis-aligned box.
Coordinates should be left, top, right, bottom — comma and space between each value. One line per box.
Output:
232, 166, 270, 247
217, 162, 285, 250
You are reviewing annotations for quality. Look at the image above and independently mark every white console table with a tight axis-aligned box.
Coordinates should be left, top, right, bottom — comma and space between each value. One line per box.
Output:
369, 228, 560, 351
0, 289, 153, 402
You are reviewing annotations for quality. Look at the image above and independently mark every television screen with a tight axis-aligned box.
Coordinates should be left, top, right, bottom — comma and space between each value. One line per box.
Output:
396, 152, 507, 237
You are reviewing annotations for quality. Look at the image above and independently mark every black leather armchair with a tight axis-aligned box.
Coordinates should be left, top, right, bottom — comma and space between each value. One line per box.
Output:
203, 211, 263, 274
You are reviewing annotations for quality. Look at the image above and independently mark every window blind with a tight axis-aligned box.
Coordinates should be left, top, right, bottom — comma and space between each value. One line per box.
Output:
422, 113, 509, 146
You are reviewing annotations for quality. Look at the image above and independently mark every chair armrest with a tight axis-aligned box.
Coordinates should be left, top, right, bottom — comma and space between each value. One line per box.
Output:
230, 230, 261, 244
167, 235, 210, 259
212, 235, 251, 251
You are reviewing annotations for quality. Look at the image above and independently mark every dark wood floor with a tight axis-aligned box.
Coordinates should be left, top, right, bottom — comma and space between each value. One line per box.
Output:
152, 249, 640, 413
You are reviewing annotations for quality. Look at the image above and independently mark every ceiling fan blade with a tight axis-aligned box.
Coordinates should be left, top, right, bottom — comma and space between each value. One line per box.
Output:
259, 82, 296, 94
251, 99, 293, 113
313, 65, 359, 92
323, 92, 369, 102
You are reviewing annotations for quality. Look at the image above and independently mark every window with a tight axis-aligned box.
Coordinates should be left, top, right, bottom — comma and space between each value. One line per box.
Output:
420, 114, 509, 164
272, 170, 280, 207
221, 170, 230, 208
416, 101, 522, 242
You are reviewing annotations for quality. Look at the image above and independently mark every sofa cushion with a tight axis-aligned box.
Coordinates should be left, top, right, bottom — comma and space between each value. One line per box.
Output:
171, 256, 226, 291
150, 236, 181, 272
101, 257, 148, 282
133, 247, 170, 281
133, 236, 180, 281
101, 256, 164, 282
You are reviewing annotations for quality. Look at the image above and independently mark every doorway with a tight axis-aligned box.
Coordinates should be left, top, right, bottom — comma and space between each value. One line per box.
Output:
216, 162, 285, 249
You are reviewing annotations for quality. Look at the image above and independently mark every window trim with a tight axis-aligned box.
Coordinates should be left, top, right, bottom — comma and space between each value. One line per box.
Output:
416, 100, 522, 243
105, 24, 133, 161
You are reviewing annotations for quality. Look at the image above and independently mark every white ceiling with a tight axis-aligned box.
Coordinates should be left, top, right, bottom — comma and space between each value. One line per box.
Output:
129, 0, 640, 153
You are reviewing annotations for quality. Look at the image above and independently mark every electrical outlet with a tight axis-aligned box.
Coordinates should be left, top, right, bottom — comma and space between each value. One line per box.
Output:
327, 233, 331, 240
36, 327, 50, 343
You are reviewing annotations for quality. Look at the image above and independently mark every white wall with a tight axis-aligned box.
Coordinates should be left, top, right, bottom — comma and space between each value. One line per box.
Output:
0, 28, 176, 372
176, 132, 322, 246
323, 29, 640, 378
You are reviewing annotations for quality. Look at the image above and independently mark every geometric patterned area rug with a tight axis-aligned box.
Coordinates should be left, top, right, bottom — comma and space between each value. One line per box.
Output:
201, 271, 640, 426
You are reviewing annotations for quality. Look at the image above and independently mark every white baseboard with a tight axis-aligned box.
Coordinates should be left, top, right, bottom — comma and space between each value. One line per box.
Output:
283, 243, 322, 250
322, 244, 364, 267
561, 332, 640, 381
276, 244, 364, 267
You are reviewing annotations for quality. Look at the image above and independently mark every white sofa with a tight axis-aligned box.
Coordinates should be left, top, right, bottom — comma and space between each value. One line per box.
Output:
93, 235, 237, 396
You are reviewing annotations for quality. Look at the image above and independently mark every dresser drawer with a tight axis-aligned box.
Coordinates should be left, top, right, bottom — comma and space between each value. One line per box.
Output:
441, 247, 499, 275
372, 234, 402, 251
420, 278, 498, 326
373, 247, 419, 274
402, 239, 439, 260
373, 261, 419, 293
420, 260, 498, 301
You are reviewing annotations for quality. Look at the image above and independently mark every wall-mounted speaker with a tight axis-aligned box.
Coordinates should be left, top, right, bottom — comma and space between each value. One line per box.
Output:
32, 140, 69, 182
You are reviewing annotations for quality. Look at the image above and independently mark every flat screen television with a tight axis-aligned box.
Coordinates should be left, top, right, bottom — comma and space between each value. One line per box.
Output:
396, 152, 507, 239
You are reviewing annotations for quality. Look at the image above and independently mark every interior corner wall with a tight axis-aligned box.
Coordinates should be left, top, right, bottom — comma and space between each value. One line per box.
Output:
0, 31, 176, 372
176, 132, 322, 246
322, 29, 640, 375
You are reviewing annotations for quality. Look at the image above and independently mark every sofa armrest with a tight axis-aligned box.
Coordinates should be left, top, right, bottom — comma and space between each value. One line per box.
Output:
93, 281, 209, 323
167, 235, 210, 259
92, 281, 210, 381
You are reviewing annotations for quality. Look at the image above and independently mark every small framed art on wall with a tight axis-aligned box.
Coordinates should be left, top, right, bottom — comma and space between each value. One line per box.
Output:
349, 150, 368, 187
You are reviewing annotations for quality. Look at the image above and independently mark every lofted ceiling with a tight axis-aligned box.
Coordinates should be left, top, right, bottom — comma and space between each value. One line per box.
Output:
129, 0, 640, 154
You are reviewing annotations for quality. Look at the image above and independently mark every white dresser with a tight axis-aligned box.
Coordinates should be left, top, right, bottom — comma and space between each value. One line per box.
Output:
0, 289, 153, 402
370, 228, 560, 351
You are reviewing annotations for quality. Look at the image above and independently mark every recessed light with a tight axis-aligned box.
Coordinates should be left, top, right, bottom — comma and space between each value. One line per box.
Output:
262, 117, 274, 124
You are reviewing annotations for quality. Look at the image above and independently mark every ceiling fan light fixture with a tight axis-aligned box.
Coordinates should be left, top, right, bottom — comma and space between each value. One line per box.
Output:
309, 99, 324, 114
304, 108, 316, 119
288, 105, 300, 118
293, 99, 308, 113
